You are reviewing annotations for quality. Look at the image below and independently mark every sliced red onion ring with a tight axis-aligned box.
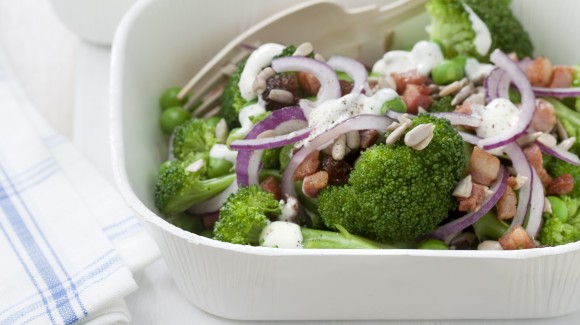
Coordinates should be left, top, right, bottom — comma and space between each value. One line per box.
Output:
532, 87, 580, 98
478, 49, 536, 150
271, 56, 341, 108
430, 166, 508, 240
281, 114, 394, 198
525, 166, 544, 238
458, 131, 482, 145
484, 68, 504, 103
536, 141, 580, 166
503, 143, 532, 229
236, 107, 307, 186
430, 112, 482, 128
230, 128, 310, 150
385, 110, 404, 120
188, 181, 239, 214
327, 55, 369, 95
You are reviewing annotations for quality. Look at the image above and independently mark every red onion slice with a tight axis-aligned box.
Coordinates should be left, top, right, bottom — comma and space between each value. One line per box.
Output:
458, 131, 482, 145
327, 55, 369, 95
484, 68, 504, 103
236, 107, 308, 186
230, 128, 310, 150
281, 114, 394, 198
271, 56, 341, 107
532, 87, 580, 98
385, 110, 404, 120
478, 49, 536, 150
430, 112, 482, 128
536, 141, 580, 166
430, 166, 508, 240
525, 166, 544, 238
503, 143, 532, 229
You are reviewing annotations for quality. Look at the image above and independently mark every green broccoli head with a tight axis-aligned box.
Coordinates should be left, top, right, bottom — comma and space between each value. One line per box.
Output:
538, 196, 580, 246
172, 118, 217, 160
219, 61, 249, 129
428, 96, 454, 113
213, 185, 282, 245
155, 155, 236, 216
318, 114, 468, 242
426, 0, 533, 60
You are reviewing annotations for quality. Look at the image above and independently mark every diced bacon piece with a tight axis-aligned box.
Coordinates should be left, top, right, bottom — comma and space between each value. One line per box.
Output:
469, 147, 500, 186
523, 144, 553, 187
391, 70, 426, 93
454, 101, 473, 115
260, 176, 282, 200
498, 225, 535, 250
292, 151, 320, 181
457, 182, 486, 212
359, 130, 379, 149
497, 186, 517, 220
302, 171, 329, 198
531, 99, 557, 133
401, 84, 432, 115
297, 71, 320, 96
526, 57, 553, 87
548, 65, 575, 88
547, 174, 574, 196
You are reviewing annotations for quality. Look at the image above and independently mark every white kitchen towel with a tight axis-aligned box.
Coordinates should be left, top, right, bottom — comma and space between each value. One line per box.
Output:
0, 54, 158, 324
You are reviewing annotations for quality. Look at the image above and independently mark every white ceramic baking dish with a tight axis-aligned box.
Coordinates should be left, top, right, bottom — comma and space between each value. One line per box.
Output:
110, 0, 580, 320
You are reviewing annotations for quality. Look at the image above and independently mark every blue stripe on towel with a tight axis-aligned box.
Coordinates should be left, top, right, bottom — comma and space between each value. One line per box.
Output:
0, 162, 84, 324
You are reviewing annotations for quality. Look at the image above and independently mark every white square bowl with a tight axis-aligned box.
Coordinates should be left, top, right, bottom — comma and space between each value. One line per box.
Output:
110, 0, 580, 320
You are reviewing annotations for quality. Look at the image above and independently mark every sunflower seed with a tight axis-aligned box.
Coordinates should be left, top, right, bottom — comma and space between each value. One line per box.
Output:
404, 123, 435, 148
293, 42, 314, 57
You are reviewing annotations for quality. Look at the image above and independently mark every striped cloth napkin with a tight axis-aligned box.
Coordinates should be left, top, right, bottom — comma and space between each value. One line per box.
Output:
0, 56, 159, 324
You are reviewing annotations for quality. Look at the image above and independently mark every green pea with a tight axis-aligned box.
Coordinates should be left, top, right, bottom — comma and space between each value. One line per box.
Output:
418, 239, 449, 250
160, 106, 190, 134
160, 86, 187, 111
207, 158, 233, 178
431, 59, 466, 85
547, 196, 569, 222
380, 97, 407, 114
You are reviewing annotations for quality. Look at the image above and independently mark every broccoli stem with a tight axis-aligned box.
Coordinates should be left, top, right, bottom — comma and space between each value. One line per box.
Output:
301, 226, 397, 249
472, 211, 509, 241
546, 97, 580, 126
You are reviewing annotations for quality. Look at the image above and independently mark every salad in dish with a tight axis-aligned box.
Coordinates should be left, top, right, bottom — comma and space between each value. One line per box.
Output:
154, 0, 580, 251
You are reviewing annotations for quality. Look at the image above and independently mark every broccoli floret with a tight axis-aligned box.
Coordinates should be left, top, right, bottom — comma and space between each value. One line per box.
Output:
155, 156, 236, 216
428, 96, 454, 112
219, 61, 249, 129
172, 118, 217, 160
538, 196, 580, 246
426, 0, 533, 60
318, 114, 468, 242
213, 186, 402, 248
213, 185, 282, 245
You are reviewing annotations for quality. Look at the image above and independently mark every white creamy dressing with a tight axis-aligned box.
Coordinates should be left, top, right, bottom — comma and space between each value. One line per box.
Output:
371, 41, 444, 77
238, 43, 285, 101
209, 144, 237, 164
306, 88, 399, 142
464, 58, 495, 82
475, 98, 520, 139
463, 4, 492, 56
259, 221, 303, 249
